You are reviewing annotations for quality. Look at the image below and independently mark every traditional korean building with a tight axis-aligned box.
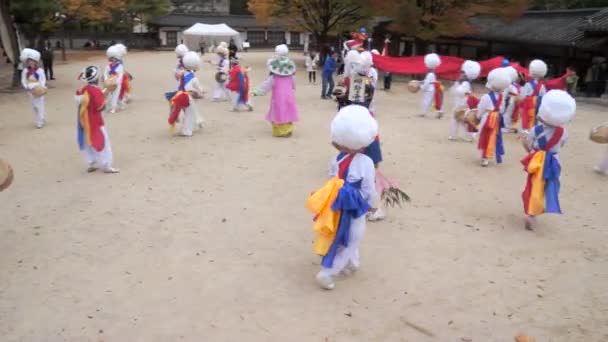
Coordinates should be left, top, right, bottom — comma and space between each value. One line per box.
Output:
374, 7, 608, 78
149, 0, 309, 49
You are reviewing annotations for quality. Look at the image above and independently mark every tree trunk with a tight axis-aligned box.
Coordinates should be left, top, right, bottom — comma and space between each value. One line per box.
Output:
0, 0, 22, 88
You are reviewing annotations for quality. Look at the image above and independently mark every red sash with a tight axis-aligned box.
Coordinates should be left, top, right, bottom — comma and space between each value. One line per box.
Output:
521, 81, 543, 130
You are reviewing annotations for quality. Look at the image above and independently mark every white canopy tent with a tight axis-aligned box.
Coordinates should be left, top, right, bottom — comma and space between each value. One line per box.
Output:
182, 23, 243, 51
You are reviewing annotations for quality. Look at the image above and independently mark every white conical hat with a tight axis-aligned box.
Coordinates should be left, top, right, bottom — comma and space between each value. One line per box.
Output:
538, 90, 576, 126
529, 59, 547, 78
20, 48, 40, 63
504, 66, 519, 82
331, 105, 378, 150
275, 44, 289, 56
106, 45, 121, 59
183, 51, 200, 71
175, 44, 189, 57
486, 67, 511, 91
114, 43, 127, 57
424, 53, 441, 69
461, 60, 481, 80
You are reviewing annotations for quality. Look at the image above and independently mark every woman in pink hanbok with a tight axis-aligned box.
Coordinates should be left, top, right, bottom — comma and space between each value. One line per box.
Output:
254, 44, 299, 137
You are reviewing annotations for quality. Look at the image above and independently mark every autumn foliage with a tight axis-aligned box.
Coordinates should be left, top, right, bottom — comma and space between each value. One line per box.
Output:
368, 0, 530, 40
248, 0, 367, 43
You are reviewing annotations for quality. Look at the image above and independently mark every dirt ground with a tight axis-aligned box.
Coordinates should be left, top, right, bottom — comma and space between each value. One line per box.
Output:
1, 50, 607, 342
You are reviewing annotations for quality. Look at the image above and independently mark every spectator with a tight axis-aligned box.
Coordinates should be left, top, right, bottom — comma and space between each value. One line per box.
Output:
229, 39, 237, 59
321, 51, 337, 99
305, 50, 319, 84
199, 40, 206, 55
243, 39, 250, 52
42, 41, 55, 80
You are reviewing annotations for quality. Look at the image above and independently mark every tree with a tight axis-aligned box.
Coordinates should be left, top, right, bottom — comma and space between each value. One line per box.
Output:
248, 0, 368, 46
62, 0, 127, 25
368, 0, 529, 41
9, 0, 62, 47
0, 0, 22, 87
231, 0, 251, 14
125, 0, 170, 25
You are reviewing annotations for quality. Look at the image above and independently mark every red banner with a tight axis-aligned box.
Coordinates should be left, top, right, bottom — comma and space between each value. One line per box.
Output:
372, 54, 571, 90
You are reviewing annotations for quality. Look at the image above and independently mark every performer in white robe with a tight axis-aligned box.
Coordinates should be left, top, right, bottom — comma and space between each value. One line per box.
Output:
212, 46, 230, 101
419, 53, 443, 118
103, 45, 124, 114
307, 105, 378, 290
501, 66, 521, 133
20, 48, 46, 128
449, 60, 481, 141
519, 59, 548, 133
174, 44, 189, 80
178, 51, 204, 137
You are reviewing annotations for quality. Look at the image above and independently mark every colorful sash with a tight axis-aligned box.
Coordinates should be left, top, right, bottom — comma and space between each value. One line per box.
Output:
521, 80, 543, 130
27, 67, 40, 81
119, 72, 130, 100
108, 62, 121, 76
306, 154, 370, 268
433, 81, 444, 111
76, 86, 105, 152
477, 92, 505, 162
508, 82, 522, 127
521, 125, 564, 215
164, 73, 195, 127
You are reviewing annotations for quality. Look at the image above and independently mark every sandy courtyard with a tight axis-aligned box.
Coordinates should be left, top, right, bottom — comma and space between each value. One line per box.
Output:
1, 50, 607, 341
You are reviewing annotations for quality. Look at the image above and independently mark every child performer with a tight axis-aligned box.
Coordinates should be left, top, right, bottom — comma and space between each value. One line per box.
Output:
477, 68, 511, 167
502, 66, 522, 133
226, 57, 253, 112
306, 105, 378, 290
254, 44, 299, 137
419, 53, 444, 118
212, 46, 230, 101
114, 44, 131, 106
20, 48, 46, 128
75, 66, 119, 173
167, 51, 204, 136
103, 45, 125, 114
336, 51, 388, 221
520, 59, 548, 133
174, 44, 189, 80
521, 90, 576, 230
449, 60, 481, 142
305, 51, 319, 84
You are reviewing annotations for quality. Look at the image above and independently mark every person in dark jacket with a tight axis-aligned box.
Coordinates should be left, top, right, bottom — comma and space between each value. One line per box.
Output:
321, 51, 338, 99
41, 41, 55, 80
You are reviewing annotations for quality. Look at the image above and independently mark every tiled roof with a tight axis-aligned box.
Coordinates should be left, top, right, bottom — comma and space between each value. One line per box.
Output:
578, 7, 608, 32
468, 8, 607, 48
149, 14, 285, 30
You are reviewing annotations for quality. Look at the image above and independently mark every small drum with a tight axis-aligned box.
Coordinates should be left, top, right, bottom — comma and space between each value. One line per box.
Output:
190, 91, 203, 99
590, 122, 608, 144
215, 72, 227, 83
332, 86, 345, 97
31, 85, 47, 97
104, 75, 118, 92
407, 80, 421, 93
0, 159, 14, 192
454, 109, 467, 123
464, 109, 480, 126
